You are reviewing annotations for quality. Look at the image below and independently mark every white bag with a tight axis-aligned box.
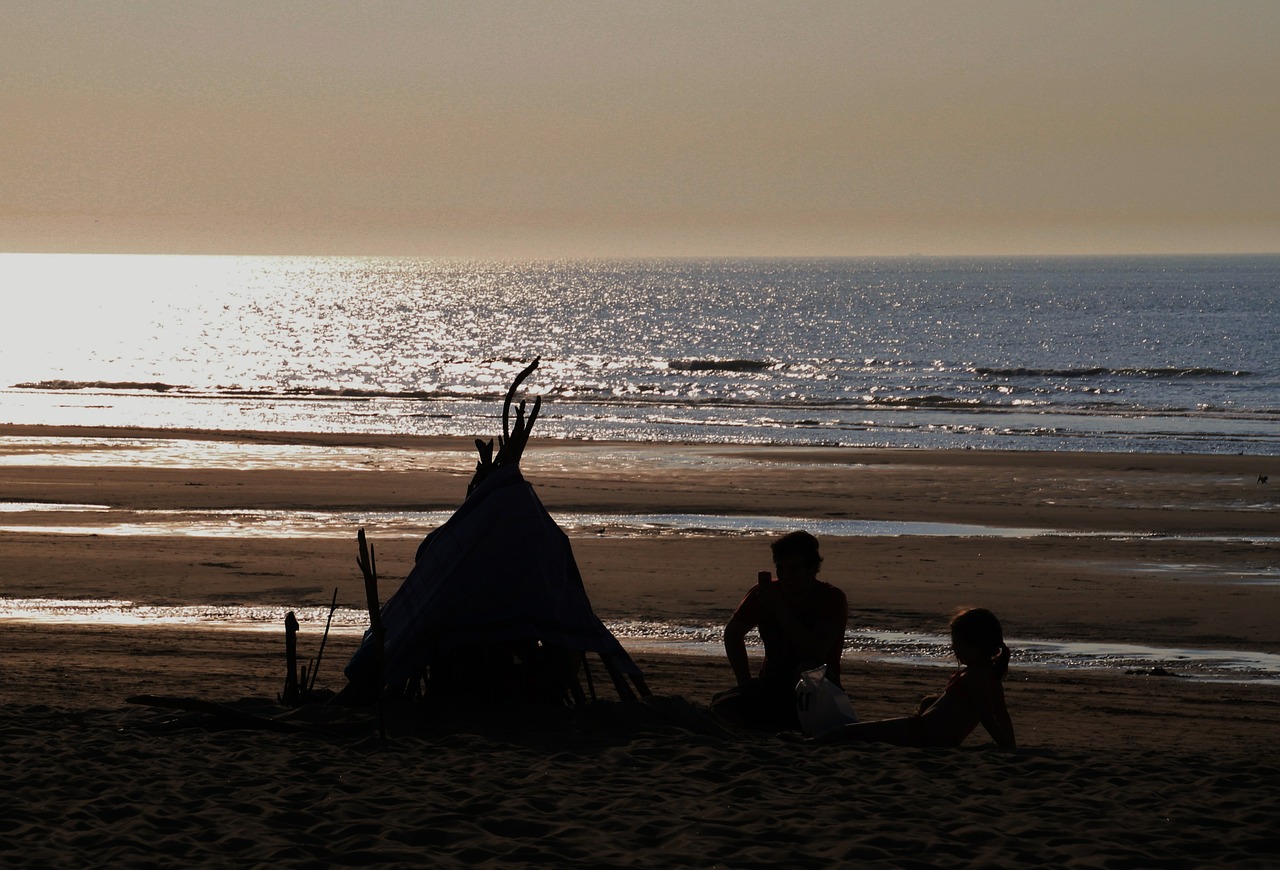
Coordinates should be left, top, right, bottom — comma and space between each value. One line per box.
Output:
794, 665, 858, 737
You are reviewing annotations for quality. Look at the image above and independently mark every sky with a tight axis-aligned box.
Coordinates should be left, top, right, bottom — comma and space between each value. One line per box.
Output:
3, 1, 1278, 258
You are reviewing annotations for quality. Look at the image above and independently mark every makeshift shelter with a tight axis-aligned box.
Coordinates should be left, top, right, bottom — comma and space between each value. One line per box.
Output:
341, 361, 649, 707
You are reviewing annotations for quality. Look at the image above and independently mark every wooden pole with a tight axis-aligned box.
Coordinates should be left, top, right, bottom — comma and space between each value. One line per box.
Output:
357, 528, 387, 739
307, 587, 340, 694
282, 611, 300, 706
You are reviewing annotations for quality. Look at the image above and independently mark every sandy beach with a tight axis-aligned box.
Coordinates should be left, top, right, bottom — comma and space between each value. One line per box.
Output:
2, 424, 1279, 867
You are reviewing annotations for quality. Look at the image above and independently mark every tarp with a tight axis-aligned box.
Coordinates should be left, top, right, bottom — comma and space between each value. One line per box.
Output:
345, 463, 641, 688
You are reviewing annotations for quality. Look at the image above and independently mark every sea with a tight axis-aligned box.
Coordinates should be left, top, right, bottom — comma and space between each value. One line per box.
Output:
1, 252, 1278, 454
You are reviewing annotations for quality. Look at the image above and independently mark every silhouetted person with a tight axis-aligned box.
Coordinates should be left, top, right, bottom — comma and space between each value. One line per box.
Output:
816, 607, 1016, 748
711, 531, 847, 731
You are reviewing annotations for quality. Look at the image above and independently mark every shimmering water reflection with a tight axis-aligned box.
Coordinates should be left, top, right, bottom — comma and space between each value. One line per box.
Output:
5, 503, 1277, 544
3, 598, 1277, 684
0, 505, 1060, 540
4, 255, 1279, 455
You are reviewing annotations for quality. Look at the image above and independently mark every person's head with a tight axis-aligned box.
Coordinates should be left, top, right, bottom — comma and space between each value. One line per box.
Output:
770, 530, 822, 584
949, 607, 1010, 679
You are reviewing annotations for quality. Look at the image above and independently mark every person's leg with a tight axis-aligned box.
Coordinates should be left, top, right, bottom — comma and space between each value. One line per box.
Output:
711, 679, 799, 731
813, 715, 942, 747
710, 685, 752, 727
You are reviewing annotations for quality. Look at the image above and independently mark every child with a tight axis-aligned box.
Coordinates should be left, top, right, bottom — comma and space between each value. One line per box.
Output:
815, 607, 1016, 748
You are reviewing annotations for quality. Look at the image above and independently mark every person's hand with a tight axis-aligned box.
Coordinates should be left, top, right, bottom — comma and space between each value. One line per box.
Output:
753, 578, 782, 612
916, 694, 940, 715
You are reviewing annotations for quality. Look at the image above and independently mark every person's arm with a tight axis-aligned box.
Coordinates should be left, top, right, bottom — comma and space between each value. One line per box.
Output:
817, 588, 848, 685
724, 600, 755, 686
962, 672, 1017, 749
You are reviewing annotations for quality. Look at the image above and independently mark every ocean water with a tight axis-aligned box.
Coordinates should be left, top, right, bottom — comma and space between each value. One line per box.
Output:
2, 253, 1277, 453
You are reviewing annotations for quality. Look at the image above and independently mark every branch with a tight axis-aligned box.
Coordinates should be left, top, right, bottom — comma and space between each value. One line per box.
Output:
467, 358, 542, 495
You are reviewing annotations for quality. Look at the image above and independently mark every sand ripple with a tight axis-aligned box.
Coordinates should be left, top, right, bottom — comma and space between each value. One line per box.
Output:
3, 700, 1278, 868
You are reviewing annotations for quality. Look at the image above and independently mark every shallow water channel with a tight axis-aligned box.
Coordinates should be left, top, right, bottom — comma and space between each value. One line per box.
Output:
3, 597, 1277, 685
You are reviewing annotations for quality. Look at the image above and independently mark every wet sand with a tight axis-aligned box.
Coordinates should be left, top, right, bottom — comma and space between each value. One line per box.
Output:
2, 425, 1279, 867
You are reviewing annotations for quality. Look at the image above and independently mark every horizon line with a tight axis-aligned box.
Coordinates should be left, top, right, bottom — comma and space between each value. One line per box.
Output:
4, 249, 1279, 261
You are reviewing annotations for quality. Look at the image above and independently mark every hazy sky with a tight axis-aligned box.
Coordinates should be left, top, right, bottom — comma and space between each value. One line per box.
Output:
3, 1, 1278, 258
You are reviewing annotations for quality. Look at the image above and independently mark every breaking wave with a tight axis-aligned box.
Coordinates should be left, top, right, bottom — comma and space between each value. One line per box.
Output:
667, 359, 776, 373
974, 366, 1251, 379
15, 380, 188, 392
9, 379, 1269, 420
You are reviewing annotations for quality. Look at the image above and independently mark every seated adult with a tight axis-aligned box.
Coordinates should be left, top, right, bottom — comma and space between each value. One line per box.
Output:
711, 531, 848, 731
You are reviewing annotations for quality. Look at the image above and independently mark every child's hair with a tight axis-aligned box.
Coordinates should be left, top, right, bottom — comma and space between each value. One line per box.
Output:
950, 607, 1011, 679
771, 530, 823, 570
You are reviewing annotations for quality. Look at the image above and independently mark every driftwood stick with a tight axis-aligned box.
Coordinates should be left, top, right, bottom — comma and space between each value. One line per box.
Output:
126, 695, 374, 736
357, 530, 382, 638
494, 362, 540, 464
308, 587, 340, 693
501, 357, 540, 449
471, 438, 494, 493
506, 395, 540, 463
524, 394, 541, 435
600, 654, 638, 703
467, 359, 542, 495
129, 695, 315, 734
357, 528, 387, 739
581, 652, 597, 702
282, 611, 301, 706
630, 672, 652, 698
